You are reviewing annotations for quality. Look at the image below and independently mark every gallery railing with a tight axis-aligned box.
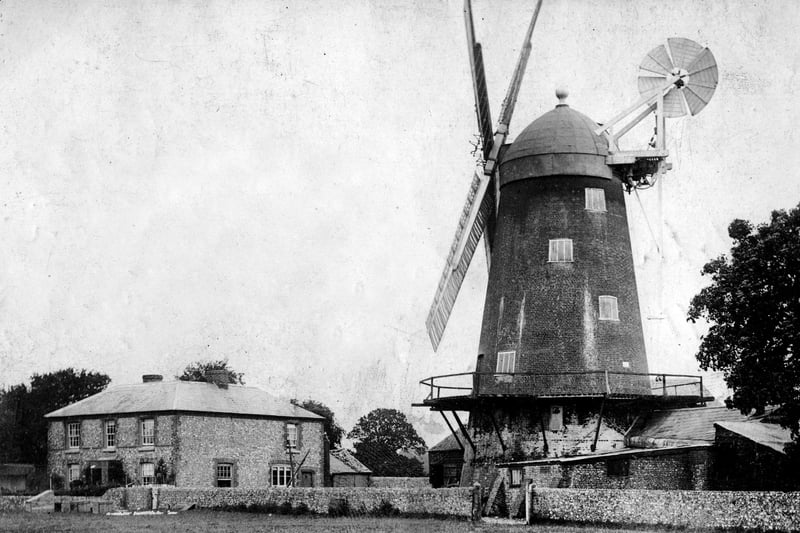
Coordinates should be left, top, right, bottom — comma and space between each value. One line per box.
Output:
419, 371, 704, 401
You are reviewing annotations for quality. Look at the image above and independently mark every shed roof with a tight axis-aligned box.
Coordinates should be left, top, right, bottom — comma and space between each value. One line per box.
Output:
44, 380, 323, 420
330, 449, 372, 475
627, 406, 751, 448
715, 421, 793, 455
429, 431, 466, 452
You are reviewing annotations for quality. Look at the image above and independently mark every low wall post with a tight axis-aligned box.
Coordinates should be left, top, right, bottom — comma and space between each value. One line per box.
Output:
471, 483, 482, 522
525, 481, 534, 525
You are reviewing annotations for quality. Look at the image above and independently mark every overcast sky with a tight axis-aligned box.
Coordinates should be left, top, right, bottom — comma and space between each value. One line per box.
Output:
2, 0, 798, 446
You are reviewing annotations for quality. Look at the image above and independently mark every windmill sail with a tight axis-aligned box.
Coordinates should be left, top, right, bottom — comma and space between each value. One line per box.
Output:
465, 0, 494, 159
426, 0, 543, 351
426, 170, 493, 350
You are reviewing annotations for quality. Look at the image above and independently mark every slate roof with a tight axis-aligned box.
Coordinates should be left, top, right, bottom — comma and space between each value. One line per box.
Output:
715, 421, 793, 455
627, 406, 751, 448
429, 432, 466, 452
44, 380, 324, 420
330, 449, 372, 475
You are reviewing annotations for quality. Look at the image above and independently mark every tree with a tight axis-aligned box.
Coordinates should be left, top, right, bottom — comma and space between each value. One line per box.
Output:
688, 205, 800, 453
0, 368, 111, 465
348, 408, 426, 453
292, 399, 344, 448
176, 359, 244, 385
348, 408, 426, 476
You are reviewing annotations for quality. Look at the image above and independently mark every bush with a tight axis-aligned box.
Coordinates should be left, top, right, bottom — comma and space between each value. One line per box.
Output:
328, 497, 350, 517
372, 499, 400, 517
293, 502, 310, 515
278, 501, 294, 515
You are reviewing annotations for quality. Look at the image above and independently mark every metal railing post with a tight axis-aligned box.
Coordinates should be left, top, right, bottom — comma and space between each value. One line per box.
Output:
662, 374, 667, 396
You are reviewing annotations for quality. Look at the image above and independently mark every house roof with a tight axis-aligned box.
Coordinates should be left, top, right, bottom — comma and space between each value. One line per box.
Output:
429, 432, 466, 452
715, 421, 793, 455
330, 449, 372, 475
627, 406, 751, 448
44, 380, 324, 420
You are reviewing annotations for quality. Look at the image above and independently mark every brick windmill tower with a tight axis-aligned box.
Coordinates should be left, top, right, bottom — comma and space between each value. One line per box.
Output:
418, 0, 718, 489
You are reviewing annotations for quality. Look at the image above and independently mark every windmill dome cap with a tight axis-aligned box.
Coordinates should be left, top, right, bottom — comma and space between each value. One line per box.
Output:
504, 105, 608, 162
499, 104, 612, 183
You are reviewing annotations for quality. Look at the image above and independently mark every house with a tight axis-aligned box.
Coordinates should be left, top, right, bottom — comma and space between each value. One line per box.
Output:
428, 432, 465, 488
0, 463, 35, 493
45, 372, 326, 488
329, 449, 371, 487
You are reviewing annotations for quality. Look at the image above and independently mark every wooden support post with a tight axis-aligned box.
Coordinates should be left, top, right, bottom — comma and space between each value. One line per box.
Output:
440, 411, 465, 452
452, 411, 476, 455
539, 408, 548, 455
488, 410, 506, 453
591, 396, 606, 452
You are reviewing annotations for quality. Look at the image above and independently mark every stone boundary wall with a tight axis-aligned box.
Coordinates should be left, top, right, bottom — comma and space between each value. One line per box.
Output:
528, 488, 800, 531
0, 495, 28, 512
106, 486, 477, 518
370, 477, 431, 489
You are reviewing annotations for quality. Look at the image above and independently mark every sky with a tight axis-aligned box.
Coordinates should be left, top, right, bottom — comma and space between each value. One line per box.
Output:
2, 0, 799, 447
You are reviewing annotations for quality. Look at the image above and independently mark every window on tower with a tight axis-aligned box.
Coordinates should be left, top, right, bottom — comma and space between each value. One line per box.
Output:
496, 350, 516, 373
548, 239, 574, 262
585, 188, 606, 211
599, 296, 619, 321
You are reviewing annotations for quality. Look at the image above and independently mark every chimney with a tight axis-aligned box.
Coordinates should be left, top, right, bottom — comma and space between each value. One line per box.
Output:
204, 369, 230, 389
142, 374, 163, 383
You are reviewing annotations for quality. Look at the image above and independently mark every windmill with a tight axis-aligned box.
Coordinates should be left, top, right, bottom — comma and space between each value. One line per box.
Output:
417, 0, 718, 494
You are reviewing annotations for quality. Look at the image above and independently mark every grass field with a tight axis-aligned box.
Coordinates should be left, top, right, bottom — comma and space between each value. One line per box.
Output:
0, 510, 666, 533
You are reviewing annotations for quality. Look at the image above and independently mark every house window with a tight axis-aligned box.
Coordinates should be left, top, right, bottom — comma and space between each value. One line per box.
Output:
67, 422, 81, 448
216, 463, 233, 488
585, 188, 606, 212
105, 420, 116, 449
495, 351, 516, 373
272, 465, 292, 487
607, 458, 630, 477
141, 418, 155, 446
510, 468, 523, 487
286, 423, 298, 449
547, 405, 564, 431
68, 463, 81, 484
599, 296, 619, 321
141, 462, 155, 485
548, 239, 573, 262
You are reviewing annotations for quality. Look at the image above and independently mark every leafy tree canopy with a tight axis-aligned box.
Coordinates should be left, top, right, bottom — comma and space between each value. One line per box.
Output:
347, 408, 426, 453
292, 399, 344, 448
176, 359, 244, 385
352, 441, 424, 477
688, 205, 800, 451
0, 368, 111, 465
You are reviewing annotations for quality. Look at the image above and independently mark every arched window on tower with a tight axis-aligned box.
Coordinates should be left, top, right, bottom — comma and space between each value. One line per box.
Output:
599, 296, 619, 321
548, 239, 573, 262
585, 188, 606, 212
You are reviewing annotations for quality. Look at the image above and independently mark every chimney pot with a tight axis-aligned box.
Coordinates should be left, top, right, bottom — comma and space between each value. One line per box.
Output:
204, 369, 230, 389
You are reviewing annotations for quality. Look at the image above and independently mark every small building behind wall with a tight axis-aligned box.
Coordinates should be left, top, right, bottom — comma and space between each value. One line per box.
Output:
713, 420, 797, 491
0, 463, 35, 493
329, 449, 371, 487
45, 373, 326, 488
429, 432, 465, 488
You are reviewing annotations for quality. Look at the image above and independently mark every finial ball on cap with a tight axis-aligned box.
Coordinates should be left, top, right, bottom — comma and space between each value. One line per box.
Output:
556, 87, 569, 105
